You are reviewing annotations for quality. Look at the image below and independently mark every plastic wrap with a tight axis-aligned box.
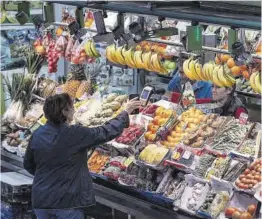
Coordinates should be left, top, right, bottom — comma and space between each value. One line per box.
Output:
175, 174, 210, 215
103, 166, 121, 180
137, 144, 170, 170
65, 37, 75, 61
55, 36, 68, 57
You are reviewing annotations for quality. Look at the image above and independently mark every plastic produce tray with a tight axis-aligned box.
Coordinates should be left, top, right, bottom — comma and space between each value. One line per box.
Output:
1, 172, 33, 204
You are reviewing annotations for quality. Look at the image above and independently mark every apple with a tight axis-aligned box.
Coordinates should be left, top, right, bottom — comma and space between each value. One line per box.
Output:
168, 62, 176, 70
155, 106, 165, 116
152, 116, 161, 125
163, 60, 171, 69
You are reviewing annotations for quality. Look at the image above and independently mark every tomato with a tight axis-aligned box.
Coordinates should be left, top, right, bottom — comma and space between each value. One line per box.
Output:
238, 183, 245, 189
239, 174, 245, 180
248, 184, 253, 189
241, 178, 247, 184
247, 204, 256, 215
244, 169, 251, 175
225, 207, 237, 217
240, 212, 253, 219
235, 180, 241, 187
242, 185, 249, 190
232, 211, 242, 219
254, 175, 260, 181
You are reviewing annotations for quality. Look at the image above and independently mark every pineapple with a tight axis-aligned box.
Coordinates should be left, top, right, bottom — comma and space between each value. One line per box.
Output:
68, 64, 86, 81
75, 80, 91, 99
63, 80, 81, 98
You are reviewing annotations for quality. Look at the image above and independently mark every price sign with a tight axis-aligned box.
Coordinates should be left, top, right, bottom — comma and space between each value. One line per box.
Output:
239, 112, 248, 124
228, 29, 237, 52
186, 26, 203, 51
56, 87, 63, 94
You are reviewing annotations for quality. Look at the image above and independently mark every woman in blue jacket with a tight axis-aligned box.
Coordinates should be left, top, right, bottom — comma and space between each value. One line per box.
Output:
168, 67, 212, 99
24, 93, 141, 219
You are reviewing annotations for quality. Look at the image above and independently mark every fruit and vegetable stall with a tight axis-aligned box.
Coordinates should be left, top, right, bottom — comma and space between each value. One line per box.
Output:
1, 1, 262, 219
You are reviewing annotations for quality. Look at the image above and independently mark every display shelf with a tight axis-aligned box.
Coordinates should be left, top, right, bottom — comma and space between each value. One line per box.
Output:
147, 38, 262, 60
1, 23, 35, 31
79, 28, 261, 60
236, 90, 262, 99
0, 149, 192, 219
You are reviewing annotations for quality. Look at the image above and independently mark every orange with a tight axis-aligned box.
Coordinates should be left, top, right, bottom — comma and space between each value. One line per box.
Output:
163, 109, 174, 118
242, 70, 250, 80
227, 58, 236, 68
231, 66, 241, 76
256, 51, 262, 56
159, 118, 168, 126
240, 65, 248, 71
221, 54, 231, 63
148, 133, 156, 141
56, 27, 63, 36
151, 125, 159, 134
144, 132, 152, 140
152, 116, 161, 125
167, 136, 175, 142
147, 123, 154, 131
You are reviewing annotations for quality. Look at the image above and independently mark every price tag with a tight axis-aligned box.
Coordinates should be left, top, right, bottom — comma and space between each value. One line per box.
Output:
182, 82, 196, 110
239, 112, 248, 124
56, 87, 63, 94
182, 151, 192, 159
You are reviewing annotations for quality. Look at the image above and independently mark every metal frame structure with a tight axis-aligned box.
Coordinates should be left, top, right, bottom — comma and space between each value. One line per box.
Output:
46, 1, 261, 30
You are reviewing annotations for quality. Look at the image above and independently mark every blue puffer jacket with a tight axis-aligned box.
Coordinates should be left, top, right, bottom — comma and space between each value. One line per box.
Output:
24, 111, 129, 209
168, 71, 212, 99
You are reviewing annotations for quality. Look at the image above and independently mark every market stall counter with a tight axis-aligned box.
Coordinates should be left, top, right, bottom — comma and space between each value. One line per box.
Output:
1, 149, 193, 219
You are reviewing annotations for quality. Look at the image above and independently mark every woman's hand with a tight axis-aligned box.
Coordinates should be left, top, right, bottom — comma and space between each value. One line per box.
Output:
125, 98, 142, 115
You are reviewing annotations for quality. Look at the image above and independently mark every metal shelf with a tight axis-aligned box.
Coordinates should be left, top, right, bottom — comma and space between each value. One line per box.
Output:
1, 23, 35, 31
68, 26, 261, 59
236, 90, 261, 99
45, 1, 261, 30
147, 38, 262, 59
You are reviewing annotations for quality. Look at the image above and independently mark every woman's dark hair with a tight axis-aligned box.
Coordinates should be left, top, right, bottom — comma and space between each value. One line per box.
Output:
43, 93, 73, 124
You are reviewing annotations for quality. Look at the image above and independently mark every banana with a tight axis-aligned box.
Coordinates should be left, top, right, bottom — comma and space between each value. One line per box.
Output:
213, 65, 225, 87
202, 63, 209, 81
142, 52, 152, 71
194, 61, 205, 81
183, 58, 192, 79
254, 72, 262, 93
217, 65, 233, 87
106, 44, 118, 63
249, 72, 258, 93
189, 60, 201, 80
206, 62, 215, 81
115, 46, 126, 65
151, 53, 162, 72
134, 50, 143, 68
84, 40, 93, 57
123, 48, 135, 68
90, 41, 100, 57
250, 71, 262, 93
183, 58, 196, 80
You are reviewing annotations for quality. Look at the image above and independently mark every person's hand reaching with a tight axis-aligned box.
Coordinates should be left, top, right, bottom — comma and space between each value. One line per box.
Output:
125, 98, 142, 115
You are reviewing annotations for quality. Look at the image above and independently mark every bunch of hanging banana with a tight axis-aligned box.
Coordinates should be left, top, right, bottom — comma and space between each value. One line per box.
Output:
183, 58, 236, 87
105, 44, 168, 74
249, 71, 262, 94
84, 40, 100, 58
